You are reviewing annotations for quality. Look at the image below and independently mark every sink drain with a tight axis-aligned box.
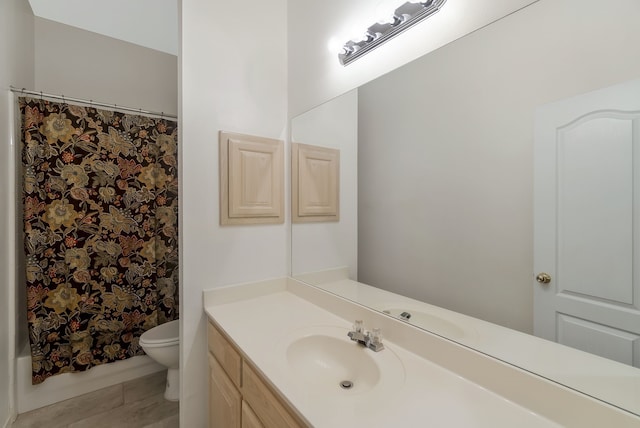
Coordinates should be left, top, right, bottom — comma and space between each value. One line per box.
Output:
339, 380, 354, 389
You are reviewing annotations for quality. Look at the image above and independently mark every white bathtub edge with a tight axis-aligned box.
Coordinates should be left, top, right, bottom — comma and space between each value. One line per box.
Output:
16, 353, 164, 413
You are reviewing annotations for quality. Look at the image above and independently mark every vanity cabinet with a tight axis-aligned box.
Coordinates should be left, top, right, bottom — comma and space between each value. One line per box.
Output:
208, 321, 307, 428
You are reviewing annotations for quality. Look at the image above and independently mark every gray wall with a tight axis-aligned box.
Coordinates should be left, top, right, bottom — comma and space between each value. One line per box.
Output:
0, 0, 34, 423
358, 0, 640, 333
35, 17, 177, 116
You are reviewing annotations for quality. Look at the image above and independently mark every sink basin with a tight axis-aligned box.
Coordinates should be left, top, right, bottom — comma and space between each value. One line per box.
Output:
383, 308, 466, 339
282, 325, 405, 396
287, 334, 381, 393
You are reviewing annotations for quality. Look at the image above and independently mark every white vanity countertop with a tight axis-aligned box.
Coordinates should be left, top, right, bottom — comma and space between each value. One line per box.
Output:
204, 281, 562, 427
315, 277, 640, 416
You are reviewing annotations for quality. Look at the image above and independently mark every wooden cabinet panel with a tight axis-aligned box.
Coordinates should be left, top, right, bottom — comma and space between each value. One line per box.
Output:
219, 131, 284, 225
208, 320, 308, 428
292, 142, 340, 223
241, 361, 305, 428
209, 353, 241, 428
241, 400, 265, 428
208, 322, 242, 387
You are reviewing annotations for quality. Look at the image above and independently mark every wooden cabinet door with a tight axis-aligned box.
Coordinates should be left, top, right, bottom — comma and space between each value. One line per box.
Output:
209, 353, 241, 428
241, 400, 265, 428
242, 362, 304, 428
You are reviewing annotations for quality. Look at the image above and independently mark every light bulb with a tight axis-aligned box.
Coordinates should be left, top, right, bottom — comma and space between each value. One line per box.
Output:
327, 37, 343, 54
375, 0, 402, 23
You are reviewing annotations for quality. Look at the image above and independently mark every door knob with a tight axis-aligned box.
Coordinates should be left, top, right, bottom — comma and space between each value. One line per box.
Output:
536, 272, 551, 284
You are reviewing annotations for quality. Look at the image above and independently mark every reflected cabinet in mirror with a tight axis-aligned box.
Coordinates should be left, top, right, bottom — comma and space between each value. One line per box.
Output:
291, 0, 640, 418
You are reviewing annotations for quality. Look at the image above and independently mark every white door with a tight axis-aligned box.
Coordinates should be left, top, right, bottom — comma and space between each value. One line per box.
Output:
534, 78, 640, 368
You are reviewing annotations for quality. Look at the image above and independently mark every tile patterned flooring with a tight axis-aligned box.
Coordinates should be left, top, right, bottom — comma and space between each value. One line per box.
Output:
11, 371, 179, 428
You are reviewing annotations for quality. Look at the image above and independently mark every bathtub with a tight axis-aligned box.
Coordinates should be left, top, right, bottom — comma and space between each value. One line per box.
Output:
16, 344, 164, 413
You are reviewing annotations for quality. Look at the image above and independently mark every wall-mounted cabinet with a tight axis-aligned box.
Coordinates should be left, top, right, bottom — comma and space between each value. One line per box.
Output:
219, 131, 284, 225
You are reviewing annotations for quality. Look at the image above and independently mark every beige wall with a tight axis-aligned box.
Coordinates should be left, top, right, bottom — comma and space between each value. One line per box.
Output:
180, 0, 288, 425
357, 0, 640, 333
35, 17, 177, 116
0, 0, 34, 424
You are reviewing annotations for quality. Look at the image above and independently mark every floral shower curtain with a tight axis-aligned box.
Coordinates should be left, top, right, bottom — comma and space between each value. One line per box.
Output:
19, 97, 179, 384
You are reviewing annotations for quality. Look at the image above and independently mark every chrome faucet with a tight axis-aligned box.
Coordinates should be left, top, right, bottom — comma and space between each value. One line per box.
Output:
399, 311, 412, 320
348, 320, 384, 352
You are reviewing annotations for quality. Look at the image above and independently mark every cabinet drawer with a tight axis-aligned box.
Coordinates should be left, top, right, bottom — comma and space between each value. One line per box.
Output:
242, 362, 306, 428
208, 321, 242, 387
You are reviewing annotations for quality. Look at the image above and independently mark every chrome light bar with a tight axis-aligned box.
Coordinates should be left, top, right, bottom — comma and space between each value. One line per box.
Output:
338, 0, 447, 66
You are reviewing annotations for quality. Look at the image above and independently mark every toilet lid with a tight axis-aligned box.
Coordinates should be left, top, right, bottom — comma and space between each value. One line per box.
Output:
140, 319, 179, 345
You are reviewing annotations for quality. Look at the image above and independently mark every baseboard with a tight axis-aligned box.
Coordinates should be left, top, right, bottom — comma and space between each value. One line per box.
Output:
16, 354, 164, 413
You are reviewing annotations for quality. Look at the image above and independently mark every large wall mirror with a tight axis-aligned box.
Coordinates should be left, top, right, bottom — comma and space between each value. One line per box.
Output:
291, 0, 640, 417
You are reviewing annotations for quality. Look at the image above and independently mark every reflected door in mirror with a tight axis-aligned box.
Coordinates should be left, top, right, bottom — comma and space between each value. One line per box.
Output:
534, 78, 640, 367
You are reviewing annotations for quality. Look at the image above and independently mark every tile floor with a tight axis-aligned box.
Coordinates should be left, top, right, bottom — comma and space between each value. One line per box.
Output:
11, 371, 179, 428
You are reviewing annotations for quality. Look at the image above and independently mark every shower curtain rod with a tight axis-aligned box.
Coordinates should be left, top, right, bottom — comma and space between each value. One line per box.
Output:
10, 86, 177, 120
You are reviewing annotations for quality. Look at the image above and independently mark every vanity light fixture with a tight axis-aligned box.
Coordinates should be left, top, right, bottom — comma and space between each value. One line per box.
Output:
338, 0, 447, 66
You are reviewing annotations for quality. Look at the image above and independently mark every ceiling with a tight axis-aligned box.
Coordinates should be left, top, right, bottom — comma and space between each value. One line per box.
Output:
28, 0, 178, 55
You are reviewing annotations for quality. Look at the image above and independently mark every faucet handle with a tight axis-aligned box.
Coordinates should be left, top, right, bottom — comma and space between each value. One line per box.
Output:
370, 328, 383, 344
365, 328, 385, 352
348, 320, 366, 343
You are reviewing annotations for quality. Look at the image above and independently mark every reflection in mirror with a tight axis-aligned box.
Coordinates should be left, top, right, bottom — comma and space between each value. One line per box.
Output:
291, 90, 358, 279
291, 0, 640, 417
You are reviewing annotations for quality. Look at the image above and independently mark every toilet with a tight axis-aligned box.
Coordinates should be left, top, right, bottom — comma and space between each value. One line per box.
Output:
140, 319, 180, 401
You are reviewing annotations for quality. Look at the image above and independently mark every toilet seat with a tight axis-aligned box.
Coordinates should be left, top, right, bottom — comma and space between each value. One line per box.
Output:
140, 319, 179, 347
